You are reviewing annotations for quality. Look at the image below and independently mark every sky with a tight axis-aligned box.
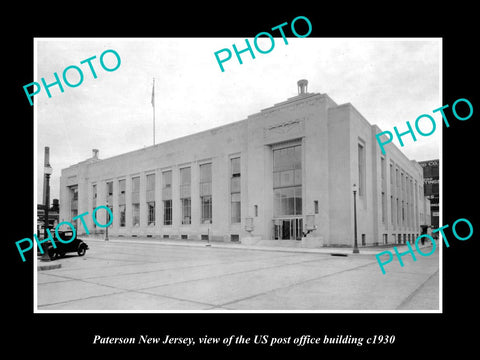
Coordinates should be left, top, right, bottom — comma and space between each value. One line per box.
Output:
35, 37, 441, 204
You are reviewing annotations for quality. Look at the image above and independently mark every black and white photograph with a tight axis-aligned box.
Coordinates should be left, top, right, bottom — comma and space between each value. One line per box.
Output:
34, 37, 441, 312
7, 6, 478, 357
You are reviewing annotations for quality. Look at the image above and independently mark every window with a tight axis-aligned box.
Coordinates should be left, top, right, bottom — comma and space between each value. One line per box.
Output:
118, 179, 125, 227
162, 171, 172, 225
200, 163, 212, 223
163, 199, 172, 225
231, 193, 241, 223
274, 187, 302, 216
132, 176, 140, 226
314, 200, 319, 214
70, 185, 78, 222
273, 145, 302, 216
200, 163, 212, 187
180, 167, 191, 191
406, 202, 409, 228
132, 176, 140, 202
390, 163, 394, 185
92, 184, 97, 207
381, 192, 386, 224
162, 170, 172, 202
146, 174, 155, 225
397, 198, 400, 224
390, 195, 394, 225
180, 167, 191, 224
273, 145, 301, 187
147, 201, 155, 225
410, 203, 414, 228
201, 195, 212, 224
181, 198, 191, 225
105, 181, 113, 216
231, 157, 240, 177
163, 171, 172, 189
119, 204, 126, 227
119, 179, 125, 203
381, 156, 386, 180
146, 173, 155, 190
358, 142, 365, 196
231, 157, 241, 223
92, 184, 97, 229
132, 203, 140, 226
106, 181, 113, 195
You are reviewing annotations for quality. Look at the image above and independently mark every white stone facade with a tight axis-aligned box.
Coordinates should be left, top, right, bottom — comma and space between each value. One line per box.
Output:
60, 83, 431, 246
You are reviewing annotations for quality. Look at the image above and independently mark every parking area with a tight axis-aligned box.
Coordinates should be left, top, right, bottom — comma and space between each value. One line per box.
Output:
36, 239, 440, 311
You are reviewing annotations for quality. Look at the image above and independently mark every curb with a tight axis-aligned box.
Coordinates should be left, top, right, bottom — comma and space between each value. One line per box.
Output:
37, 263, 62, 271
82, 236, 437, 257
84, 237, 381, 256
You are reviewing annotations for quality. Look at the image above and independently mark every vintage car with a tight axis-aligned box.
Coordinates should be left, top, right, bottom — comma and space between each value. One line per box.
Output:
38, 230, 89, 260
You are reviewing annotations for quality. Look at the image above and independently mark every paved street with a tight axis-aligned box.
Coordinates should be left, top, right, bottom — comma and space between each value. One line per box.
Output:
36, 238, 440, 311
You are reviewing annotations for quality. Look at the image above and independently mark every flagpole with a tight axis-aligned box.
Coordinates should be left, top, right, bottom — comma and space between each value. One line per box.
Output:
152, 78, 155, 145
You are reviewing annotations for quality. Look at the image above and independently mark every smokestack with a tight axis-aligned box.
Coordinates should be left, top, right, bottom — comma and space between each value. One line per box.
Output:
44, 146, 50, 167
297, 79, 308, 95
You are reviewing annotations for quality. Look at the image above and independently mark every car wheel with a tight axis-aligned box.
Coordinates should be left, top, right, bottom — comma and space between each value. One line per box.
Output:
48, 248, 56, 260
77, 245, 86, 256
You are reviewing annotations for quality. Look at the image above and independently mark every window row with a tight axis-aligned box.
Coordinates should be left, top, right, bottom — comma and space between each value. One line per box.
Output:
91, 158, 241, 227
384, 195, 418, 229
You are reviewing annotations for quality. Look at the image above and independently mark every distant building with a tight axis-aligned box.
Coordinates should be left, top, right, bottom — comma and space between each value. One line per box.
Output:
60, 80, 431, 247
419, 159, 439, 229
37, 198, 60, 233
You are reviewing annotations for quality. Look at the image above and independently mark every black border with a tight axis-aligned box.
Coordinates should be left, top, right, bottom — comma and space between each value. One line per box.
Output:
7, 5, 478, 356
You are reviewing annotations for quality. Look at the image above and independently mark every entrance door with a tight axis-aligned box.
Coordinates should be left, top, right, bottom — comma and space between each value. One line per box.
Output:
273, 218, 303, 240
282, 220, 291, 239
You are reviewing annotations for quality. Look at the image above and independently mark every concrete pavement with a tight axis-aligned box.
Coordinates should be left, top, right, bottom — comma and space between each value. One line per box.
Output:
36, 236, 440, 311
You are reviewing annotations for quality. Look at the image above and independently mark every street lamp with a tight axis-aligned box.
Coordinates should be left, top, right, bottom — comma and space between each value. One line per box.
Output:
352, 183, 359, 254
44, 164, 53, 240
206, 225, 211, 247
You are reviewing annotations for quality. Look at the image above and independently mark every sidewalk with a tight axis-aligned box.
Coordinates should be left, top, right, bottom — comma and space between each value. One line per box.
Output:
79, 234, 438, 257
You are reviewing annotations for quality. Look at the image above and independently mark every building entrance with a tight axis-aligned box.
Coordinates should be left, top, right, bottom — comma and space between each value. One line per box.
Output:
273, 218, 303, 240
